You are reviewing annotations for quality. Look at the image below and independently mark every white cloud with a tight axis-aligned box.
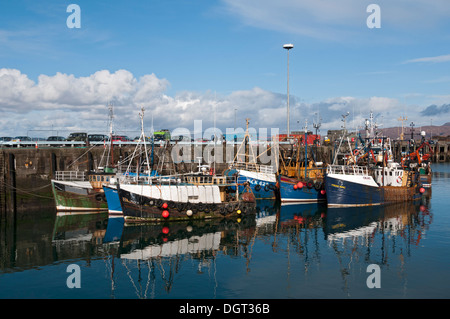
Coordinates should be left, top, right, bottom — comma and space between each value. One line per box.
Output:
0, 68, 446, 137
403, 54, 450, 64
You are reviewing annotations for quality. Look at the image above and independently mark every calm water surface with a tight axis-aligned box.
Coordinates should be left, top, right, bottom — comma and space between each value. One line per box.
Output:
1, 163, 449, 299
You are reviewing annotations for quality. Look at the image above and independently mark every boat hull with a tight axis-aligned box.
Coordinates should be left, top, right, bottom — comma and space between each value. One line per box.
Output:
111, 184, 256, 223
278, 175, 326, 203
102, 185, 123, 216
325, 174, 421, 207
51, 180, 108, 211
224, 168, 278, 199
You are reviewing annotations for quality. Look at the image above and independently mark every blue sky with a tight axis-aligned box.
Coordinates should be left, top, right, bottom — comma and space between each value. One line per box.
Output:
1, 0, 449, 138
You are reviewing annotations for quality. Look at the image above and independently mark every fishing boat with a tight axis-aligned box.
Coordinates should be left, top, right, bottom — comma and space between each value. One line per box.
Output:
51, 171, 116, 212
325, 112, 424, 207
103, 109, 256, 223
51, 104, 119, 212
278, 121, 326, 203
400, 133, 434, 188
223, 119, 278, 199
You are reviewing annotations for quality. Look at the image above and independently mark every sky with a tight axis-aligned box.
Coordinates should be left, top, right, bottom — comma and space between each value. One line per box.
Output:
0, 0, 449, 139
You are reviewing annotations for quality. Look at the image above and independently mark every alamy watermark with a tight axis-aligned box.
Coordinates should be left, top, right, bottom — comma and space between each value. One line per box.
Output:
366, 4, 381, 29
66, 4, 81, 29
66, 264, 81, 288
366, 264, 381, 288
169, 120, 280, 168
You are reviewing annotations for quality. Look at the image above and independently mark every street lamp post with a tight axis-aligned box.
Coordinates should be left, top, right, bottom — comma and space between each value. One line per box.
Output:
283, 43, 294, 138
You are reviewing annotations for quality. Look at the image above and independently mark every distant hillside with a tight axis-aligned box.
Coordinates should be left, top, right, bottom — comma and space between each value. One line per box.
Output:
357, 123, 450, 139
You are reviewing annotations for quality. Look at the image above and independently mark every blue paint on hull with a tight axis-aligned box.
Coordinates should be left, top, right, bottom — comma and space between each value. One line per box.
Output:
325, 175, 383, 207
278, 176, 326, 203
224, 169, 277, 199
103, 185, 123, 215
325, 175, 422, 207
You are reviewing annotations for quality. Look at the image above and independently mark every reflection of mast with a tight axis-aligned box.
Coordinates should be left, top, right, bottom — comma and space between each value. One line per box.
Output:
330, 239, 350, 297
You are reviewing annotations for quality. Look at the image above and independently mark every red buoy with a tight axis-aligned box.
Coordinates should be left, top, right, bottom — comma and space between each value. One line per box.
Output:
297, 182, 303, 189
162, 202, 168, 209
293, 184, 298, 190
320, 189, 326, 195
162, 226, 169, 234
162, 210, 169, 218
419, 187, 425, 194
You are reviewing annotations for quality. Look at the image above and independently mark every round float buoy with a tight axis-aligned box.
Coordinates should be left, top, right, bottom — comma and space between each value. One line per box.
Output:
297, 182, 303, 188
293, 184, 298, 190
420, 187, 425, 193
320, 189, 326, 195
186, 209, 193, 216
237, 209, 241, 215
162, 210, 169, 218
162, 202, 168, 209
237, 218, 241, 223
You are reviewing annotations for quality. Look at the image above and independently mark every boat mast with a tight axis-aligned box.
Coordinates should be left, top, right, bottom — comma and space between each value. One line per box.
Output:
304, 119, 308, 179
108, 103, 115, 168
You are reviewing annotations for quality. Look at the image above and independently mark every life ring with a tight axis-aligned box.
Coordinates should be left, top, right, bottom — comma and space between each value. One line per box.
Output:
396, 176, 402, 184
254, 184, 261, 192
168, 201, 176, 209
176, 202, 185, 212
314, 181, 321, 191
220, 206, 227, 216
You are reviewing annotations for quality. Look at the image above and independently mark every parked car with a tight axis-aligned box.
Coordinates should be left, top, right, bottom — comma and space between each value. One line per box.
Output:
47, 136, 66, 141
88, 134, 109, 142
0, 137, 12, 146
67, 132, 87, 142
111, 135, 131, 142
13, 136, 32, 142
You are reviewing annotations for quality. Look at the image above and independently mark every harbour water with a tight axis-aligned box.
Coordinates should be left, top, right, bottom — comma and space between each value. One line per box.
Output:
1, 164, 449, 300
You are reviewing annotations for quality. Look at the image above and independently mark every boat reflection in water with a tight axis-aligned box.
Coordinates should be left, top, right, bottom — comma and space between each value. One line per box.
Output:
49, 194, 432, 298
